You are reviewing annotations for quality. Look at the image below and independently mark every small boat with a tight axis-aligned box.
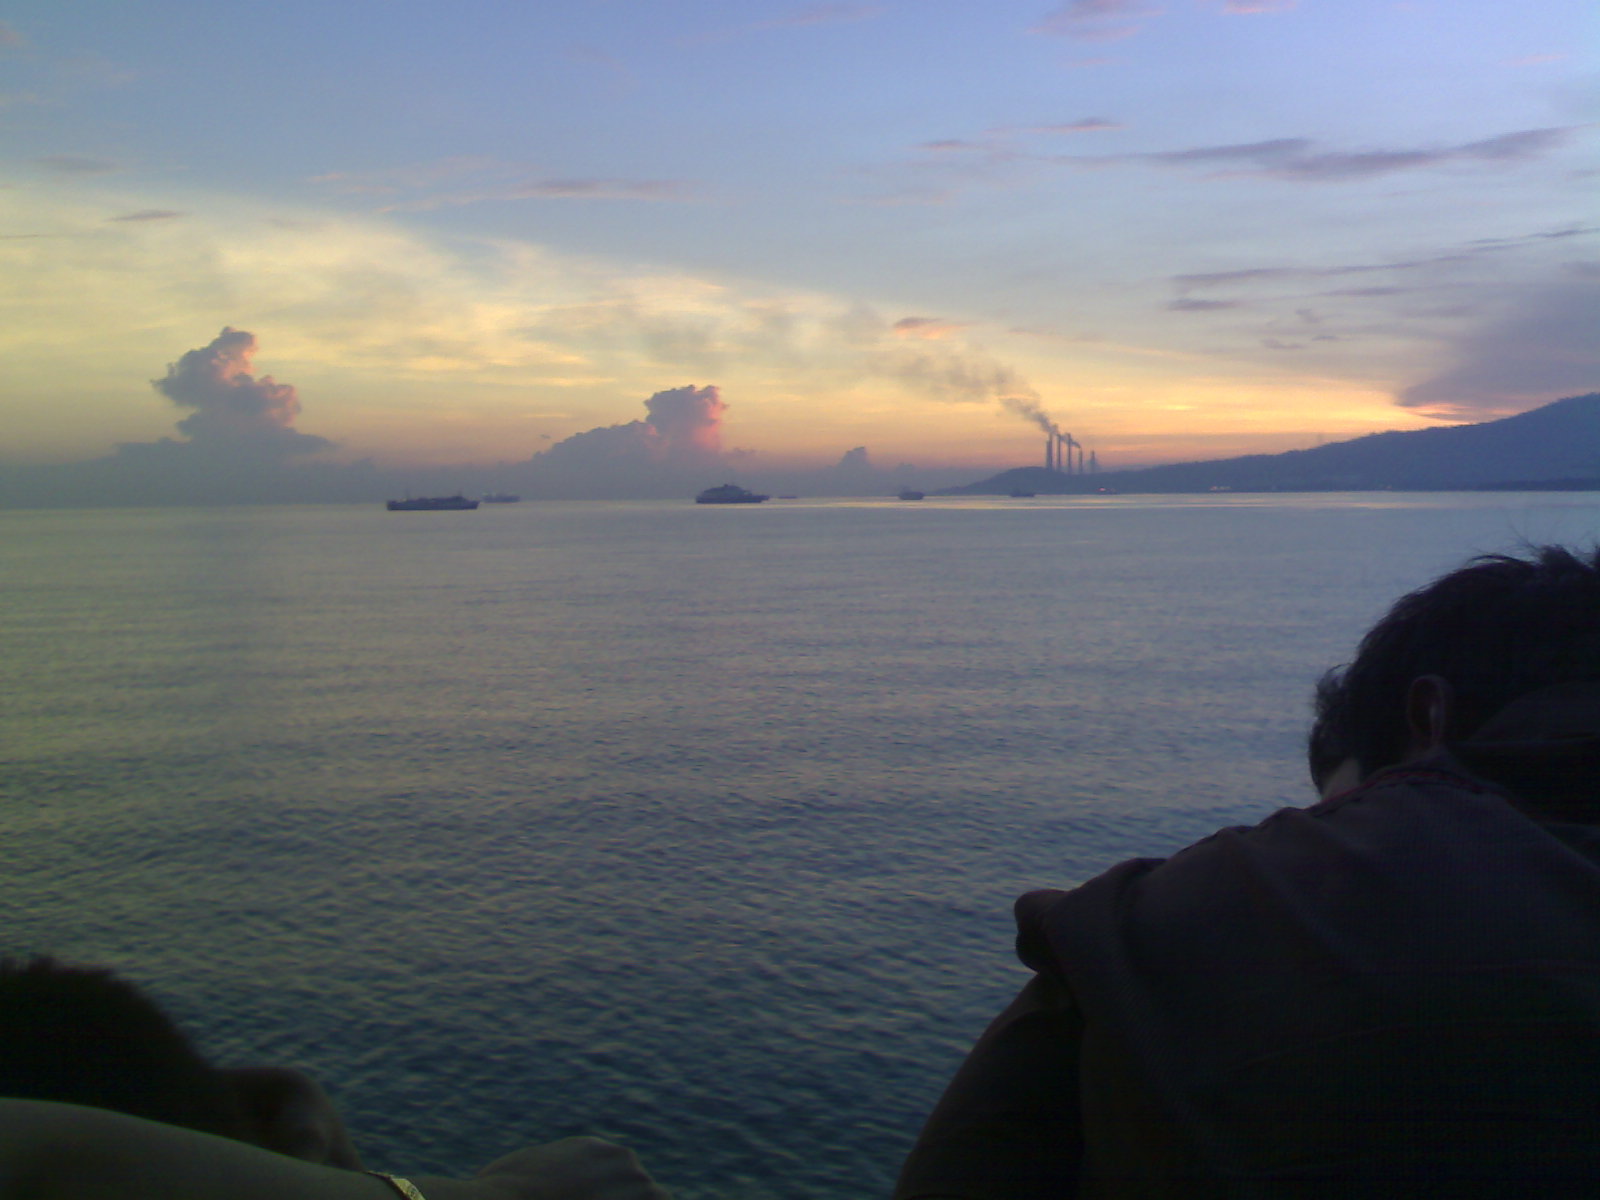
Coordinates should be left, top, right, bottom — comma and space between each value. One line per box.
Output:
896, 488, 926, 501
386, 494, 479, 511
481, 492, 522, 504
696, 483, 769, 504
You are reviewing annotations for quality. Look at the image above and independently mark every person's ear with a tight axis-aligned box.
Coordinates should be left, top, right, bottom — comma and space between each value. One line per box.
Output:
219, 1066, 364, 1168
1404, 674, 1455, 758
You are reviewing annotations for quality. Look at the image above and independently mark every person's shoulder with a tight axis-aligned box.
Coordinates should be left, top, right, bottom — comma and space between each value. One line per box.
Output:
1016, 762, 1513, 938
1311, 757, 1502, 814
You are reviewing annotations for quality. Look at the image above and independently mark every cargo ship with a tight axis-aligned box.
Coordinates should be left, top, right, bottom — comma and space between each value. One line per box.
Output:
386, 494, 479, 511
695, 483, 769, 504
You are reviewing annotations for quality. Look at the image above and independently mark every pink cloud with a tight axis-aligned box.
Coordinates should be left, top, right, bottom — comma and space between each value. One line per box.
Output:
153, 327, 331, 453
645, 384, 726, 454
1032, 0, 1160, 40
1004, 117, 1123, 135
893, 317, 969, 340
540, 386, 728, 466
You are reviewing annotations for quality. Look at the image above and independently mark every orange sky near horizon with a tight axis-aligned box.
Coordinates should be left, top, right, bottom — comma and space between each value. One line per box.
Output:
1, 2, 1591, 486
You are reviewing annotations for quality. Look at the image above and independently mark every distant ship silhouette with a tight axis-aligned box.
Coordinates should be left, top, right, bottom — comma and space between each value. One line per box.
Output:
386, 494, 479, 511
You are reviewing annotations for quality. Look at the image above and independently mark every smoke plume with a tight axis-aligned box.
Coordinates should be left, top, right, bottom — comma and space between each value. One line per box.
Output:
1000, 392, 1058, 437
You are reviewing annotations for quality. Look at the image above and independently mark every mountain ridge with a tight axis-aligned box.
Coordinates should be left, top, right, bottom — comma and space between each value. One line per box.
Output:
945, 393, 1600, 495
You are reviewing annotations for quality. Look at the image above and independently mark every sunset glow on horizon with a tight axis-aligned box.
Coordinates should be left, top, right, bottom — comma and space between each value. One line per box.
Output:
1, 0, 1593, 495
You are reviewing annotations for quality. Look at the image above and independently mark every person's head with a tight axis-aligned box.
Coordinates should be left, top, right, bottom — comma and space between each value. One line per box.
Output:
0, 956, 360, 1165
1309, 545, 1600, 794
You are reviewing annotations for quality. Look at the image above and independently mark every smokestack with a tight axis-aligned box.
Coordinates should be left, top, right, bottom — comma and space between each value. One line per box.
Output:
1045, 432, 1054, 471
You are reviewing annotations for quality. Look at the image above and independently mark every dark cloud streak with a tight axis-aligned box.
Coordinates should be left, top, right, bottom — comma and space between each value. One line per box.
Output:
1173, 253, 1476, 291
108, 209, 186, 223
1056, 126, 1577, 182
311, 158, 690, 211
381, 177, 691, 212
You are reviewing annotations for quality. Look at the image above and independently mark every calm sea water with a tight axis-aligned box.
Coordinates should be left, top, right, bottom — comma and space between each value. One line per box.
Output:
5, 494, 1600, 1197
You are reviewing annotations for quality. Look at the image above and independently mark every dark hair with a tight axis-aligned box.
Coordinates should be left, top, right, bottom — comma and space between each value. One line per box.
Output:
0, 956, 245, 1137
1309, 545, 1600, 787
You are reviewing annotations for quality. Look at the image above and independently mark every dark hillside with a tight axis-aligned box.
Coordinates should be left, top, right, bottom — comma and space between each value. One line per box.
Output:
948, 393, 1600, 495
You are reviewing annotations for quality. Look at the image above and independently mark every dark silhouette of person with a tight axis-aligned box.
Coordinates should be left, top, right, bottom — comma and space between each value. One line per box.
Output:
897, 546, 1600, 1198
0, 956, 666, 1200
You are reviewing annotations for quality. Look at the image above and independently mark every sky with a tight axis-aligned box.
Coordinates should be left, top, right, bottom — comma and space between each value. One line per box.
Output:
1, 0, 1595, 498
